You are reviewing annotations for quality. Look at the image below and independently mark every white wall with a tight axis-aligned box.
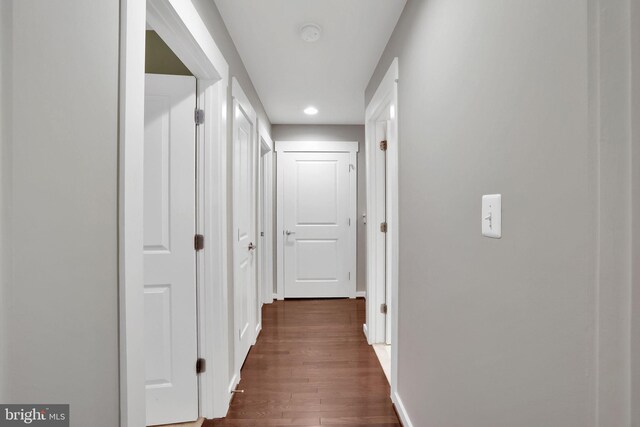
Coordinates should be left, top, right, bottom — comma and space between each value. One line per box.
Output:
365, 0, 635, 426
0, 0, 12, 404
271, 125, 367, 294
632, 0, 640, 424
593, 0, 633, 424
7, 1, 120, 425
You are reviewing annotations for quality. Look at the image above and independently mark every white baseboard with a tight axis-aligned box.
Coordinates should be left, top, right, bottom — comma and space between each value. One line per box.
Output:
362, 323, 369, 341
254, 323, 262, 344
272, 292, 365, 299
392, 391, 413, 427
162, 418, 205, 427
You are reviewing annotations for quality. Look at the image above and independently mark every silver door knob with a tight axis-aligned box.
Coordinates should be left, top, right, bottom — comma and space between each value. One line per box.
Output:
285, 230, 296, 236
248, 242, 256, 251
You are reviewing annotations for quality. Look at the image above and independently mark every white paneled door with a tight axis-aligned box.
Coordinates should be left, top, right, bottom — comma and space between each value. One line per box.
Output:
232, 97, 257, 371
144, 74, 198, 426
280, 150, 356, 298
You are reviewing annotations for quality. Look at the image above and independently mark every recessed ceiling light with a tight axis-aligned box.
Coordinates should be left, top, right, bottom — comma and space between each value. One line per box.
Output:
300, 23, 322, 43
304, 106, 319, 115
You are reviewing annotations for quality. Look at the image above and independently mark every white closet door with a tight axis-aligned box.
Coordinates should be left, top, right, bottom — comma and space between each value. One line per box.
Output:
144, 73, 198, 426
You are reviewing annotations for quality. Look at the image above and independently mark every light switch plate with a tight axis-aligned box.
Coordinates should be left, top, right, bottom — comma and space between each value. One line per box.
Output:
482, 194, 502, 238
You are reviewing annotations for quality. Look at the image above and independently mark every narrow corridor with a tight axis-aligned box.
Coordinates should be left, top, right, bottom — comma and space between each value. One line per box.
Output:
206, 299, 400, 426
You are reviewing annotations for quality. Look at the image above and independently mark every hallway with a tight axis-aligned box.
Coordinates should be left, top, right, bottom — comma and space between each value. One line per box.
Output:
206, 299, 400, 426
3, 1, 640, 426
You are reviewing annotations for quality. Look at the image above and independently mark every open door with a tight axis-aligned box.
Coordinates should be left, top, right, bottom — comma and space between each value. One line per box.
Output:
144, 73, 199, 426
232, 85, 258, 373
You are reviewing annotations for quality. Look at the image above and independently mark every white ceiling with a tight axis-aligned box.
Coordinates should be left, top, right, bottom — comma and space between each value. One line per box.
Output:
214, 0, 406, 125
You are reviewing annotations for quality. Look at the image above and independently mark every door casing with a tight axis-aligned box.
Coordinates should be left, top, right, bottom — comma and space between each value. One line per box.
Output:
119, 0, 230, 424
365, 58, 399, 400
258, 125, 274, 306
275, 141, 359, 300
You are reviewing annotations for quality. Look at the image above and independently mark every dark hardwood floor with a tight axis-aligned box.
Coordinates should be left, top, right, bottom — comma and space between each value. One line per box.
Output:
205, 298, 400, 427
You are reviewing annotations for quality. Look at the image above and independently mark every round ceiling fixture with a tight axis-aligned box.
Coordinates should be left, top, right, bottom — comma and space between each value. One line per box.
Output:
304, 106, 319, 115
300, 23, 322, 43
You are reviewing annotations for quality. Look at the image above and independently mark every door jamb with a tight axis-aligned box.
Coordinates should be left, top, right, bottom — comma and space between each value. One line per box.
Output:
119, 0, 230, 423
258, 125, 274, 306
364, 58, 399, 398
274, 140, 359, 301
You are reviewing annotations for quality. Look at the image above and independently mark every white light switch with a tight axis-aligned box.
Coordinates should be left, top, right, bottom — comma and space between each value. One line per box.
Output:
482, 194, 502, 238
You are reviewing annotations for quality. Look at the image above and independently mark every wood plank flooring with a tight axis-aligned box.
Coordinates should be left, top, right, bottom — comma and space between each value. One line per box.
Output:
205, 298, 400, 427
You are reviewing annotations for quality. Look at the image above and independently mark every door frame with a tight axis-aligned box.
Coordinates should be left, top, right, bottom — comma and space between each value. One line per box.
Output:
119, 0, 230, 424
364, 58, 399, 396
258, 125, 274, 305
275, 141, 359, 300
231, 77, 259, 387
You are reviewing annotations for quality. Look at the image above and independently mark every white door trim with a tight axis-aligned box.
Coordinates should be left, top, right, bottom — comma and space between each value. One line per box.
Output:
275, 141, 359, 300
276, 140, 359, 153
365, 58, 399, 397
146, 0, 226, 80
232, 78, 257, 125
258, 124, 274, 306
119, 0, 230, 424
118, 2, 147, 425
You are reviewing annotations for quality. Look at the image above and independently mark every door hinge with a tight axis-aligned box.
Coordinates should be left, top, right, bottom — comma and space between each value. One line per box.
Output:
381, 303, 388, 314
195, 109, 205, 125
348, 272, 351, 280
196, 358, 206, 374
380, 222, 388, 233
194, 234, 205, 251
379, 140, 388, 151
348, 218, 351, 226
